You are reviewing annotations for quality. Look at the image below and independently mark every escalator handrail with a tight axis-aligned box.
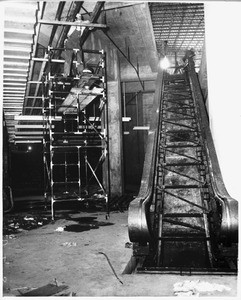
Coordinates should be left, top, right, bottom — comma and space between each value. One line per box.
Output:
187, 57, 238, 243
128, 66, 164, 242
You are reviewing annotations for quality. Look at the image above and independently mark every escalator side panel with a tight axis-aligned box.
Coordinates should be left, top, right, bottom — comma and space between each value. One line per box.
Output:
128, 60, 238, 273
128, 67, 164, 242
187, 58, 238, 243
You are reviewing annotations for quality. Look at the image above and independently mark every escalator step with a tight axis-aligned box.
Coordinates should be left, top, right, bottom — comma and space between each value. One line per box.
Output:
164, 162, 202, 166
165, 129, 199, 134
158, 236, 210, 241
162, 144, 200, 148
161, 184, 207, 189
163, 213, 204, 217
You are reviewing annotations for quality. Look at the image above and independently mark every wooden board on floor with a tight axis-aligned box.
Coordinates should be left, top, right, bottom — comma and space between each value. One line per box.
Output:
20, 284, 69, 296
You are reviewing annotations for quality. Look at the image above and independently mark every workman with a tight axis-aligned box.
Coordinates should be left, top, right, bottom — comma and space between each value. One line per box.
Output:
61, 14, 93, 77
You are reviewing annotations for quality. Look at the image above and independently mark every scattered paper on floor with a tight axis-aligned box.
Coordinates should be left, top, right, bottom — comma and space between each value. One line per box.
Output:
173, 280, 231, 296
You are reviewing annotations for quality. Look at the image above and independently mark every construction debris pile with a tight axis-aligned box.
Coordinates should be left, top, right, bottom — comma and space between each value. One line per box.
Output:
3, 213, 51, 235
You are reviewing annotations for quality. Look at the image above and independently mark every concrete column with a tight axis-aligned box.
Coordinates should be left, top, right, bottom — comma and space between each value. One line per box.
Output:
106, 48, 124, 197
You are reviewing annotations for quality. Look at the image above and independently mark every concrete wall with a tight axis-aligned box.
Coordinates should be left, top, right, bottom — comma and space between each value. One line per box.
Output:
123, 92, 146, 191
205, 3, 241, 201
106, 49, 124, 197
84, 31, 124, 197
84, 26, 158, 195
122, 82, 155, 192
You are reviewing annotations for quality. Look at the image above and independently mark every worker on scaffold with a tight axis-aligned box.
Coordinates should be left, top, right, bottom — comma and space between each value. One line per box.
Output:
62, 14, 94, 78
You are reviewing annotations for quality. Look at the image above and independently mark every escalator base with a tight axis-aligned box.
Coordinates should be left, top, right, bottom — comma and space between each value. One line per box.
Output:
136, 267, 237, 275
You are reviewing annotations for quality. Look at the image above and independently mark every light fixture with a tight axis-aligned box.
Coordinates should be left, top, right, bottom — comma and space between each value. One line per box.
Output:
160, 56, 170, 70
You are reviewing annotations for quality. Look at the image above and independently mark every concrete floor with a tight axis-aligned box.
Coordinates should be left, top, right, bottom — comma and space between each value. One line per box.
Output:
2, 204, 239, 297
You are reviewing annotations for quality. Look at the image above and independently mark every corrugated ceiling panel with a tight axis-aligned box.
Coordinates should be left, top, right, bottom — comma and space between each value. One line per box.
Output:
149, 2, 205, 68
3, 2, 39, 142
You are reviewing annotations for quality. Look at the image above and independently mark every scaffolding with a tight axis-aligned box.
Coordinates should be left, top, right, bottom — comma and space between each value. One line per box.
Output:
42, 47, 110, 219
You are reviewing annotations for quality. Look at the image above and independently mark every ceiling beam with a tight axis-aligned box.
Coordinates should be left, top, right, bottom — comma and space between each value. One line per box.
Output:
39, 19, 107, 28
79, 2, 105, 48
48, 1, 66, 47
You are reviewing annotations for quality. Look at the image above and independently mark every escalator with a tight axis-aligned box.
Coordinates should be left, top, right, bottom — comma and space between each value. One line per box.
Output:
128, 56, 238, 275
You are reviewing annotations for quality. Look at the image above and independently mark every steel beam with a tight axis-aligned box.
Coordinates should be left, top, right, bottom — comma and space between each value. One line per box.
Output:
39, 19, 107, 28
79, 2, 105, 48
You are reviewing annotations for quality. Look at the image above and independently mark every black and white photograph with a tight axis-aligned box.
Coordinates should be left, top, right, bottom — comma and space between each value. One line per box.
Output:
1, 0, 240, 297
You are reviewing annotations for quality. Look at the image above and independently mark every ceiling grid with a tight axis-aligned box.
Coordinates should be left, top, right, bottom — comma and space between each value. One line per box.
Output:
149, 2, 205, 66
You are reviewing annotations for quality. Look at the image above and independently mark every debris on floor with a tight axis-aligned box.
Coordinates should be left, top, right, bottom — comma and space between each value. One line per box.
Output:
55, 226, 65, 232
125, 242, 133, 249
3, 213, 51, 235
173, 280, 231, 296
61, 242, 77, 247
18, 283, 69, 296
108, 194, 135, 212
